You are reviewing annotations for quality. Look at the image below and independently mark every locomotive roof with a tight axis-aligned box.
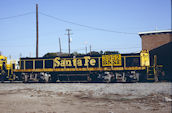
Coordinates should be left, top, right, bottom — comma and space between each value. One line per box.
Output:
20, 52, 140, 60
20, 54, 101, 60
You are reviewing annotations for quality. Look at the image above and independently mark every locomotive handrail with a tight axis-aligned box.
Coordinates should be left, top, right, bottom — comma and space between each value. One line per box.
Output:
14, 66, 146, 73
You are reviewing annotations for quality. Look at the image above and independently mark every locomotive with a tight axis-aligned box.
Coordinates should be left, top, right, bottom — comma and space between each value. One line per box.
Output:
0, 50, 162, 83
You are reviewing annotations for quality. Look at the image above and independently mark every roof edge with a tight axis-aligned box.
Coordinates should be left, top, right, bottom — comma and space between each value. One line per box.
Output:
138, 30, 172, 36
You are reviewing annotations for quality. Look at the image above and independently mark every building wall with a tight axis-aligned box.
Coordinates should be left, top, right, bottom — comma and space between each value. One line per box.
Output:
150, 42, 172, 81
140, 33, 172, 50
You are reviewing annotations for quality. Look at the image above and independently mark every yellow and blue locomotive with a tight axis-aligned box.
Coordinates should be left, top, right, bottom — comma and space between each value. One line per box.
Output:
12, 50, 162, 83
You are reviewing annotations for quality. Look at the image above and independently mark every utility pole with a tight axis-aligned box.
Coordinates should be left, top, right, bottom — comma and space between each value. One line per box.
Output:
155, 25, 157, 31
29, 52, 32, 57
85, 45, 87, 54
59, 37, 62, 54
90, 45, 91, 55
66, 29, 72, 55
36, 4, 39, 58
9, 55, 11, 60
19, 53, 22, 58
84, 41, 88, 54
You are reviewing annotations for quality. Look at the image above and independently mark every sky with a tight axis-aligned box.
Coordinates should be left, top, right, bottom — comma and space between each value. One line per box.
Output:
0, 0, 171, 59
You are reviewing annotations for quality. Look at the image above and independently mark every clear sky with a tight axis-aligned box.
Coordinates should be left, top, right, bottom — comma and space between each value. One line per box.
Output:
0, 0, 171, 59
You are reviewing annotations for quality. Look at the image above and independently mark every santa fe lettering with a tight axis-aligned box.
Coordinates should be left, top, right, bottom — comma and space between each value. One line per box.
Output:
54, 56, 96, 67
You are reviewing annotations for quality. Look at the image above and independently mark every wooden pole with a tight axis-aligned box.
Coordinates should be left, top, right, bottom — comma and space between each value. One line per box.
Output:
66, 29, 71, 55
59, 37, 62, 54
36, 4, 39, 58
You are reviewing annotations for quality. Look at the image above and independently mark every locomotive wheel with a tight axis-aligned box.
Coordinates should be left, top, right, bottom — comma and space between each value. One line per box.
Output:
0, 71, 6, 83
23, 74, 28, 83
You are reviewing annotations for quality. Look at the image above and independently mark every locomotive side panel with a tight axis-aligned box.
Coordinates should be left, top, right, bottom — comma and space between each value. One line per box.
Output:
19, 54, 128, 72
17, 54, 148, 74
45, 60, 53, 68
35, 60, 43, 69
16, 53, 149, 82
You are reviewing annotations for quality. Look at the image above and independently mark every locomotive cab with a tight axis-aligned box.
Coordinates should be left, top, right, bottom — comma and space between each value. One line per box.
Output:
140, 50, 150, 67
0, 55, 16, 82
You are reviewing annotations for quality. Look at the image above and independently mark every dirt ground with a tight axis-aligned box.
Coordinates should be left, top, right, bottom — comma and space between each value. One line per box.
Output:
0, 83, 171, 113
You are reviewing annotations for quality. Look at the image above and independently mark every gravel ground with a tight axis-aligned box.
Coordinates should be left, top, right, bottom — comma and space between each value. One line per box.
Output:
0, 82, 171, 113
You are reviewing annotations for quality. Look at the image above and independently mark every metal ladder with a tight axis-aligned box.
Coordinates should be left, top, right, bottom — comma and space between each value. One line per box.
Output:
147, 66, 155, 81
147, 55, 159, 81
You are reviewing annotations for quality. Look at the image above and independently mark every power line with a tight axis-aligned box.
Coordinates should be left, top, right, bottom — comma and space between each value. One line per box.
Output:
0, 12, 34, 20
39, 12, 137, 35
0, 11, 137, 34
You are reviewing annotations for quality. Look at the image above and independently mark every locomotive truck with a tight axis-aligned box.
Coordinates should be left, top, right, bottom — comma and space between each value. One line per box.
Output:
0, 50, 162, 83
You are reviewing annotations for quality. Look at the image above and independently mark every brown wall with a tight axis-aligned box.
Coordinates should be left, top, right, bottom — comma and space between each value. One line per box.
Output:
141, 33, 172, 50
